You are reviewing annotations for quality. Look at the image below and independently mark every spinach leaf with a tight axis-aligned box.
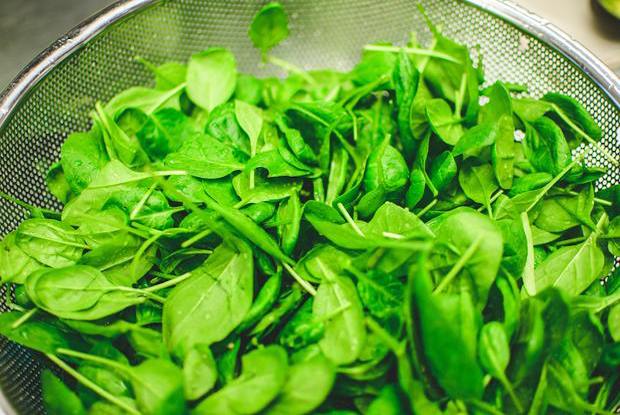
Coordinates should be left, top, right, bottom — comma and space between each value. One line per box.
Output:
429, 151, 457, 192
60, 129, 109, 194
42, 370, 87, 415
542, 92, 602, 145
428, 208, 503, 307
0, 312, 71, 354
187, 48, 237, 111
249, 2, 289, 55
411, 257, 484, 399
534, 228, 605, 296
452, 122, 497, 157
458, 161, 498, 212
426, 98, 463, 145
163, 241, 253, 356
393, 50, 419, 159
183, 343, 218, 400
194, 345, 289, 415
164, 134, 247, 179
313, 274, 366, 365
136, 108, 196, 160
478, 322, 521, 411
129, 359, 186, 415
523, 117, 571, 176
366, 384, 405, 415
15, 218, 84, 268
265, 352, 335, 415
0, 232, 45, 284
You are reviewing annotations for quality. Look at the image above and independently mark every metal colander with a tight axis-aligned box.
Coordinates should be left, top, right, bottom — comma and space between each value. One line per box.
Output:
0, 0, 618, 413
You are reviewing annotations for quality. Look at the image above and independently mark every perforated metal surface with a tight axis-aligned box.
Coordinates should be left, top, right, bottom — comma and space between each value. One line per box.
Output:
0, 0, 618, 413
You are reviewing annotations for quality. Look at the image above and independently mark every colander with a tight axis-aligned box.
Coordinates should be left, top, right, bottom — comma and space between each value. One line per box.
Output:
0, 0, 619, 413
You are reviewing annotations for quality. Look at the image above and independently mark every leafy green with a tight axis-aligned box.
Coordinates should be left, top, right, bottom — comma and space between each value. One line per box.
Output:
0, 4, 617, 415
249, 2, 289, 55
187, 48, 237, 111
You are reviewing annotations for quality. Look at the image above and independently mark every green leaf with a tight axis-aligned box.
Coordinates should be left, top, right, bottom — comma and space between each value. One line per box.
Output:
187, 48, 237, 111
428, 208, 503, 307
240, 270, 282, 331
534, 232, 605, 296
249, 2, 289, 54
314, 274, 366, 365
512, 98, 552, 123
195, 345, 289, 415
426, 98, 464, 145
523, 117, 571, 176
183, 344, 218, 400
277, 190, 302, 255
104, 86, 182, 117
608, 304, 620, 342
264, 352, 335, 415
430, 150, 457, 192
164, 134, 247, 179
235, 100, 263, 158
42, 370, 87, 415
0, 232, 45, 284
393, 50, 419, 158
478, 322, 521, 411
543, 92, 602, 143
129, 359, 186, 415
136, 108, 197, 160
405, 168, 426, 209
60, 130, 109, 194
0, 312, 71, 354
163, 241, 253, 356
458, 161, 498, 211
26, 266, 145, 320
367, 384, 405, 415
491, 114, 515, 189
203, 195, 292, 264
356, 269, 404, 319
411, 258, 484, 400
452, 122, 497, 157
15, 218, 84, 268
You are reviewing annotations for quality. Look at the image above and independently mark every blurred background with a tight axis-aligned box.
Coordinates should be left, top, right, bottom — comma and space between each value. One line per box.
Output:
0, 0, 619, 91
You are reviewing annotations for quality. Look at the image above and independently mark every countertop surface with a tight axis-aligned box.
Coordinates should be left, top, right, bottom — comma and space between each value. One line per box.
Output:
0, 0, 619, 92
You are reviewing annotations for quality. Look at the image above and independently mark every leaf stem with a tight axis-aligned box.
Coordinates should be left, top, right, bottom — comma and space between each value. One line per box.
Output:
144, 272, 192, 292
181, 227, 213, 248
554, 235, 588, 247
434, 236, 482, 293
554, 188, 612, 207
365, 316, 404, 356
466, 399, 505, 415
282, 262, 317, 296
337, 203, 365, 238
114, 287, 166, 303
497, 374, 523, 412
0, 190, 61, 217
129, 182, 157, 220
454, 71, 468, 116
477, 190, 504, 213
10, 308, 37, 329
46, 354, 140, 415
416, 199, 437, 217
525, 156, 583, 213
266, 55, 316, 85
56, 348, 129, 372
363, 44, 461, 64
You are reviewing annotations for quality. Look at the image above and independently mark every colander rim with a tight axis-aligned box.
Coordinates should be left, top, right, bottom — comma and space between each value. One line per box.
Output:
0, 0, 618, 414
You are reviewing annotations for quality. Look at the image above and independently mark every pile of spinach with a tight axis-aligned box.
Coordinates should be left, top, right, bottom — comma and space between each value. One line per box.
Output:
1, 3, 619, 414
